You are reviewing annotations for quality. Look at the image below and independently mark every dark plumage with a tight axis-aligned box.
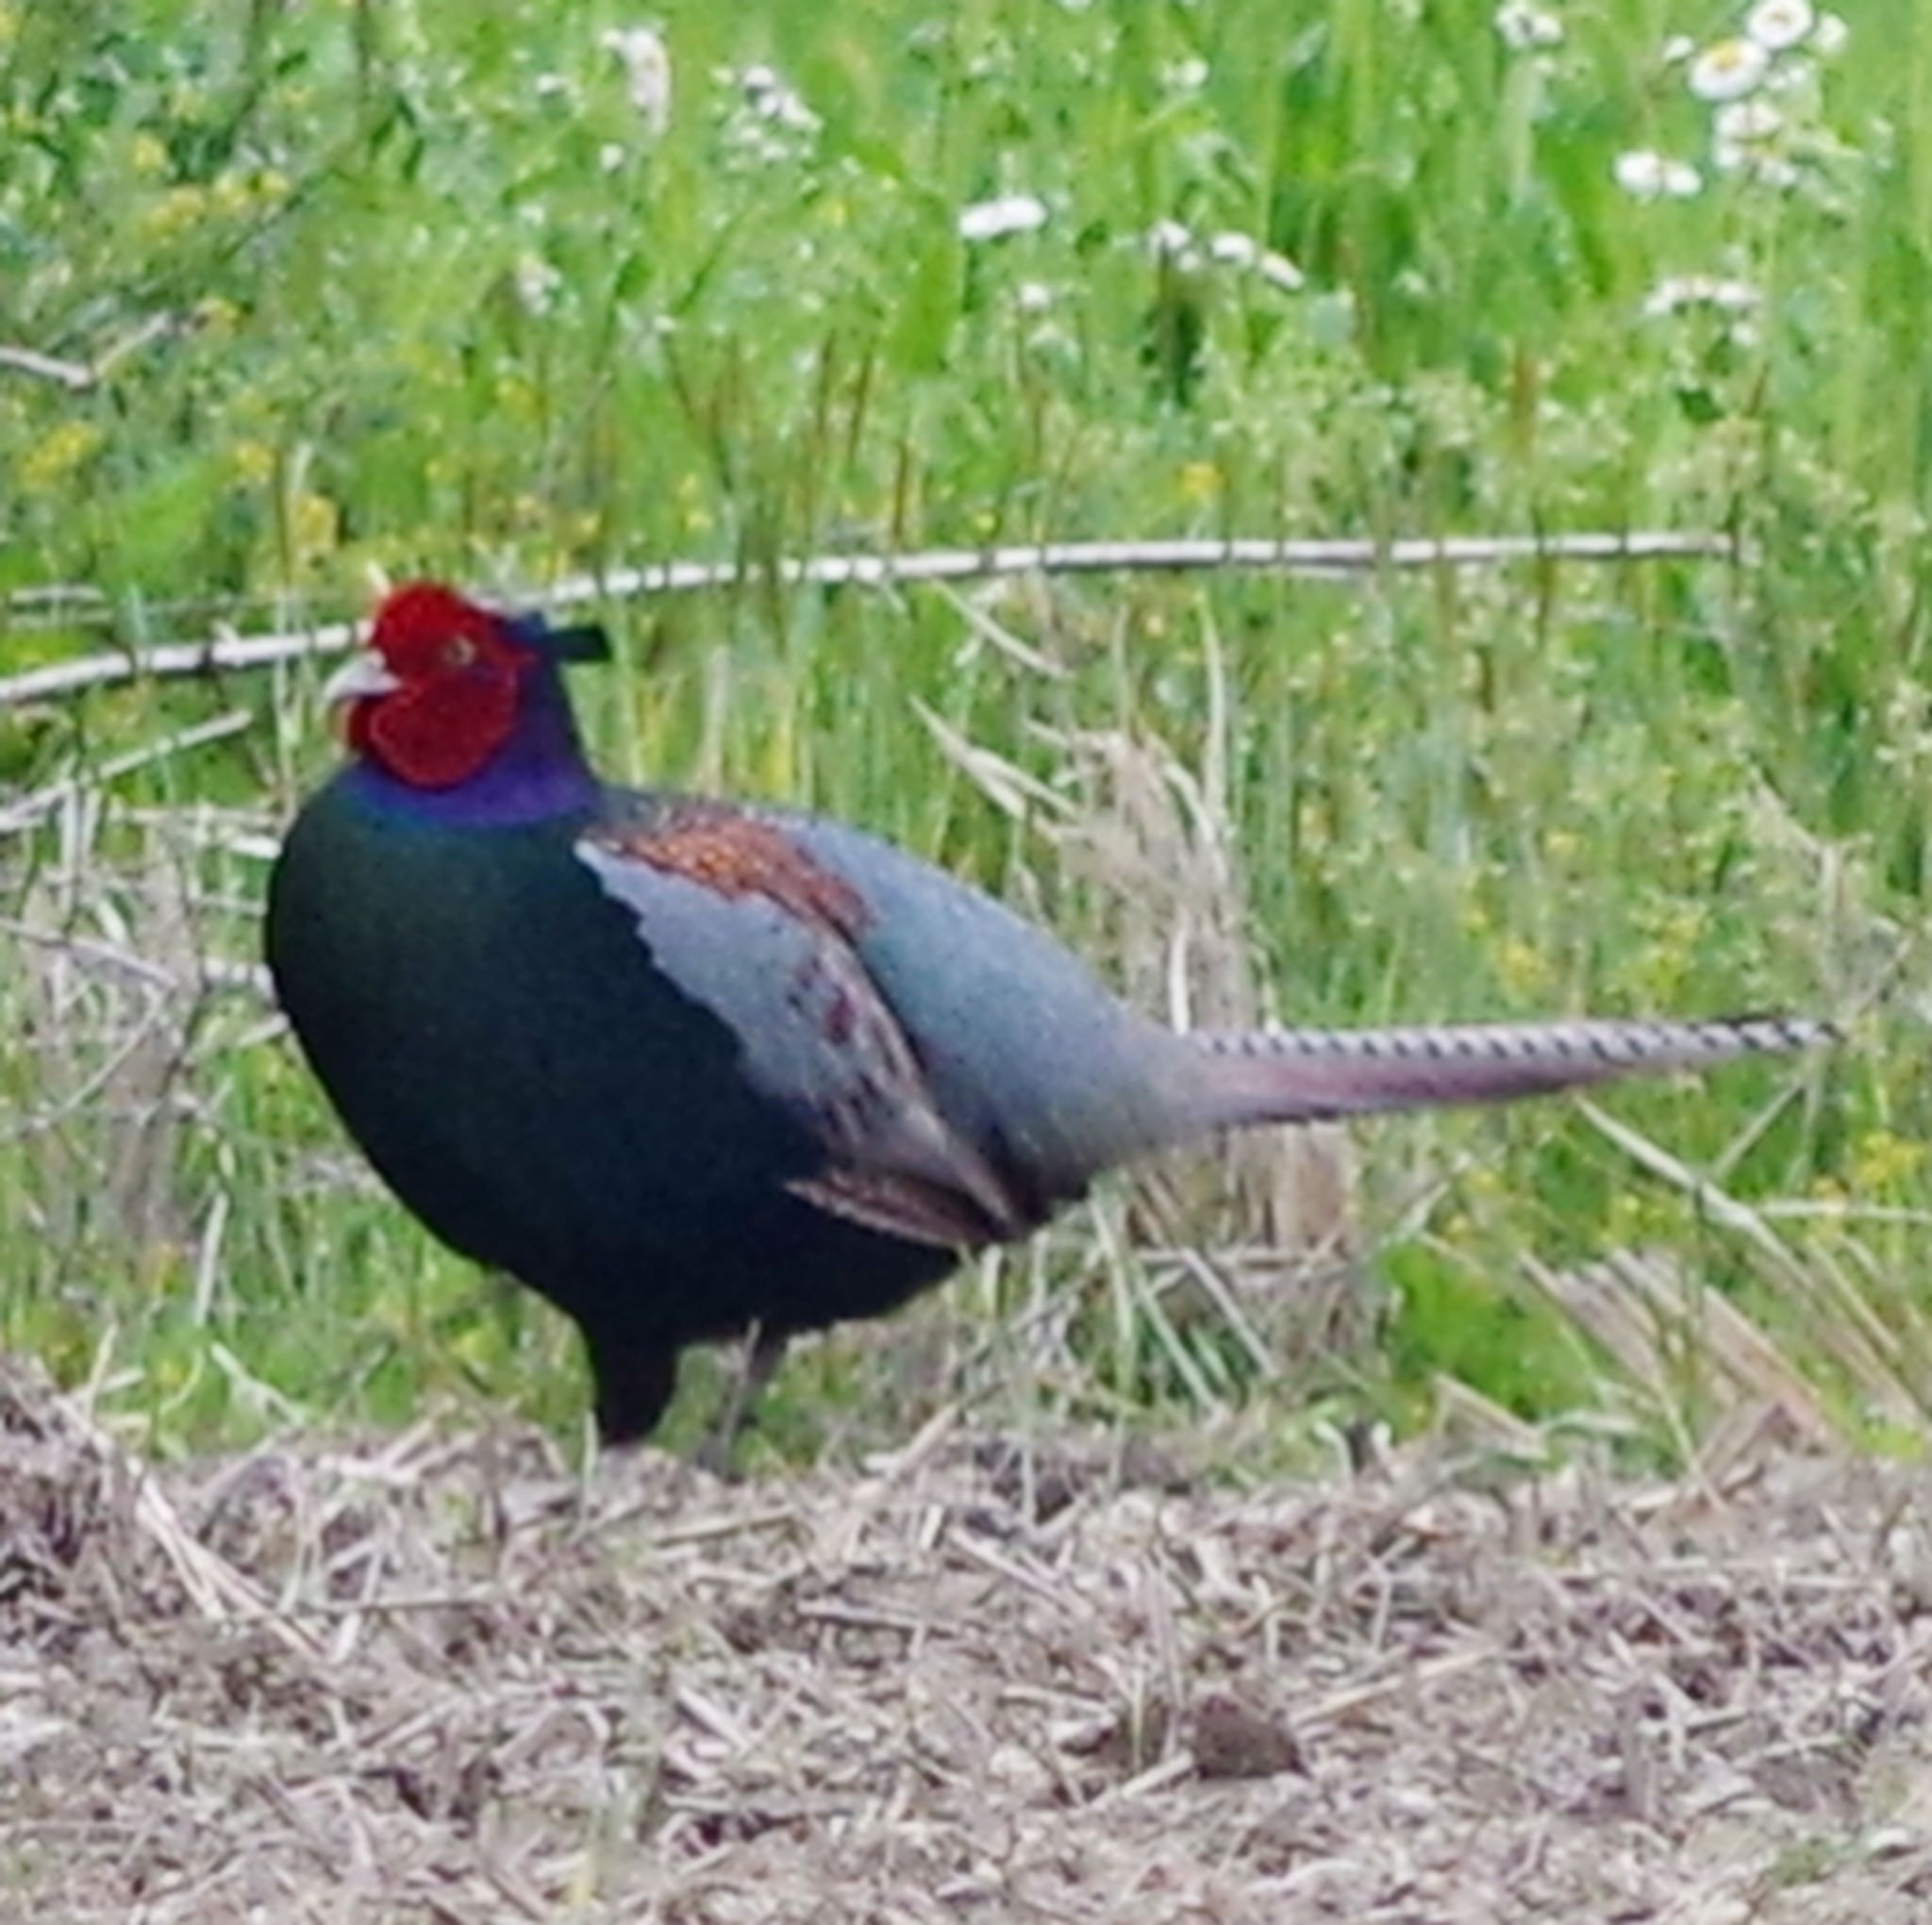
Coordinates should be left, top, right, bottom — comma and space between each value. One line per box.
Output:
265, 583, 1833, 1445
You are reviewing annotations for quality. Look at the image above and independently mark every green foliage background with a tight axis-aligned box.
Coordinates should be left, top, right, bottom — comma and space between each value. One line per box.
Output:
0, 0, 1923, 1463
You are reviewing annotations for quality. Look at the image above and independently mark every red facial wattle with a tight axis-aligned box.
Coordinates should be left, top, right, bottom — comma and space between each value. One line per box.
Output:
349, 667, 523, 788
334, 582, 535, 790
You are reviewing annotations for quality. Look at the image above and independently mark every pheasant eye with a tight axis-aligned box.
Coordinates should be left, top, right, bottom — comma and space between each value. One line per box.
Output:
441, 635, 479, 670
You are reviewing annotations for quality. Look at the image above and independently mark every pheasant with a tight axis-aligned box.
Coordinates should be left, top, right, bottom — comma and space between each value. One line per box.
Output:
265, 583, 1832, 1447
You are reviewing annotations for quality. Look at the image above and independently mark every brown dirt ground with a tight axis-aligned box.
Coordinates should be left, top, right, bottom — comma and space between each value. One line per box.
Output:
2, 1358, 1929, 1924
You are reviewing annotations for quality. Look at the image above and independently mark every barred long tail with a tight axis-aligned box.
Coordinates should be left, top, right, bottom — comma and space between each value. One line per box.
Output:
1183, 1013, 1836, 1131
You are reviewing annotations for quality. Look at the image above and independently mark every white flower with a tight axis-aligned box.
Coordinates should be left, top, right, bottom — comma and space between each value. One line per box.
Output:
1687, 37, 1770, 101
598, 141, 627, 174
1016, 280, 1054, 313
713, 61, 821, 166
601, 25, 673, 138
958, 193, 1048, 241
1162, 56, 1209, 92
1765, 56, 1816, 93
1713, 141, 1802, 187
1494, 0, 1563, 50
513, 254, 564, 315
1812, 10, 1848, 55
1743, 0, 1814, 53
1662, 34, 1695, 63
737, 62, 820, 134
1146, 218, 1200, 264
1208, 230, 1305, 290
1710, 100, 1797, 182
1613, 149, 1704, 199
1256, 251, 1305, 292
533, 72, 571, 100
1713, 99, 1783, 142
722, 62, 819, 137
1641, 274, 1759, 318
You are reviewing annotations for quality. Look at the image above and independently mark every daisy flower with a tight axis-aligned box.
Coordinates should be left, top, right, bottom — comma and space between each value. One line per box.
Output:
1613, 149, 1704, 199
1688, 37, 1770, 101
1641, 274, 1758, 318
1743, 0, 1815, 53
1494, 0, 1563, 51
1208, 231, 1307, 291
1713, 99, 1783, 142
602, 25, 673, 137
958, 193, 1048, 242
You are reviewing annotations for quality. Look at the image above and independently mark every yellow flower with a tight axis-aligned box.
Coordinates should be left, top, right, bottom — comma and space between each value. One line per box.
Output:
228, 439, 276, 487
1496, 937, 1550, 997
19, 420, 106, 493
211, 171, 252, 218
1631, 904, 1707, 999
290, 490, 340, 559
195, 294, 242, 337
1177, 459, 1221, 505
129, 132, 170, 177
139, 184, 210, 242
1849, 1130, 1925, 1194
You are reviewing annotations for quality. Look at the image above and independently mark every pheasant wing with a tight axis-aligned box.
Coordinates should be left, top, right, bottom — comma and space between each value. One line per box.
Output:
576, 808, 1028, 1248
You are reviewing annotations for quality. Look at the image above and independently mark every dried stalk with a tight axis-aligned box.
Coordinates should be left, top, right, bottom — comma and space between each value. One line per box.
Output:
0, 528, 1736, 710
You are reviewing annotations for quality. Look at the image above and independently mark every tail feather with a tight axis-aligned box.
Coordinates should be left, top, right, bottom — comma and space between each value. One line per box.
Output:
1183, 1013, 1835, 1132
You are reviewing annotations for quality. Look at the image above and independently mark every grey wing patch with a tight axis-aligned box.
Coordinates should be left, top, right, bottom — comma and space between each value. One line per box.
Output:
575, 830, 1030, 1245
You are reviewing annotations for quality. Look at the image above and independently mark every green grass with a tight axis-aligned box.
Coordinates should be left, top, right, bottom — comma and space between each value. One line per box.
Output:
0, 0, 1924, 1465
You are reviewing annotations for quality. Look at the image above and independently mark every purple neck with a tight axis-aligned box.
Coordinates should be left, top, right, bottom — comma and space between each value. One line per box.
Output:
346, 665, 598, 825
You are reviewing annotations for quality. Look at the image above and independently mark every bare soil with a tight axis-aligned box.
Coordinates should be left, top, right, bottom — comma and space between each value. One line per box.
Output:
1, 1357, 1928, 1924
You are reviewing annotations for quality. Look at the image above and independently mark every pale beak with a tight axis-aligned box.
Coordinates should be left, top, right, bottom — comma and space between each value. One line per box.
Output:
321, 652, 403, 708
